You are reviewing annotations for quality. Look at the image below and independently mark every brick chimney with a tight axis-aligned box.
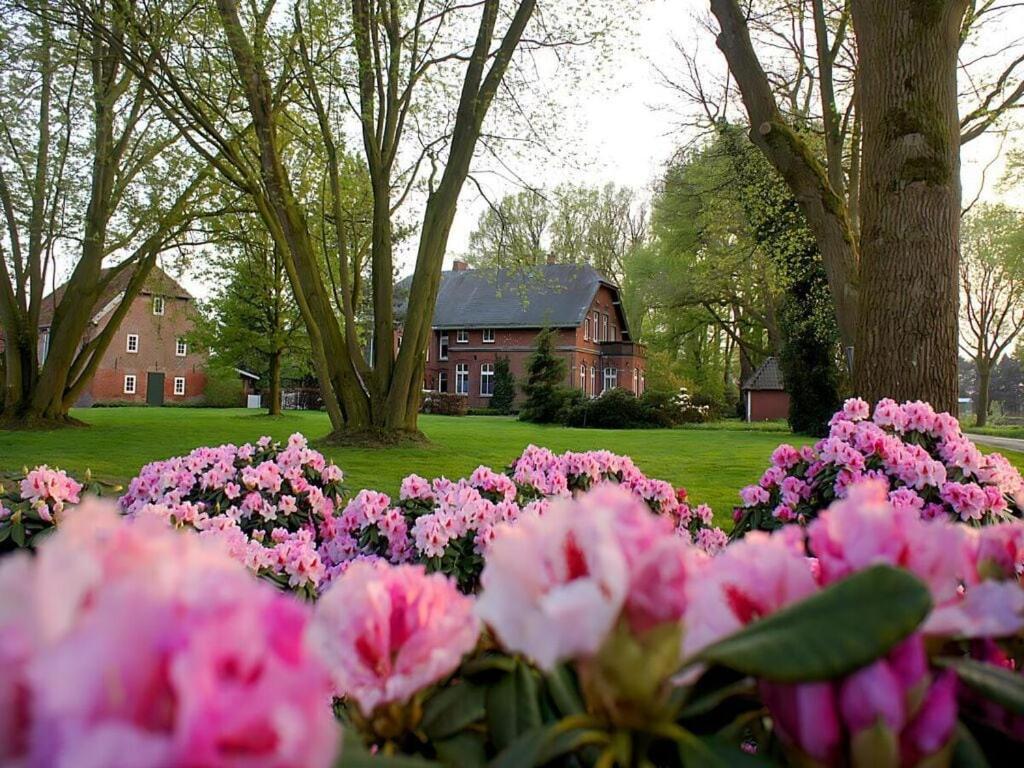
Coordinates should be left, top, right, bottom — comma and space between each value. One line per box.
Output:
452, 258, 469, 271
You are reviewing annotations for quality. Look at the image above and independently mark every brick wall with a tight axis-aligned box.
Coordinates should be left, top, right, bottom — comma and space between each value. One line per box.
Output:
745, 390, 790, 422
81, 293, 208, 405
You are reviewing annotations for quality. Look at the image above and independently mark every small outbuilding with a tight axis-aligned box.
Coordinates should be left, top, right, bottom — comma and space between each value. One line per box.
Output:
742, 357, 790, 422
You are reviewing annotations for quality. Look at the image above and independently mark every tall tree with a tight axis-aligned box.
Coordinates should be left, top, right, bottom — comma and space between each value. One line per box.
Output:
0, 0, 206, 425
84, 0, 618, 440
959, 203, 1024, 426
707, 0, 1024, 412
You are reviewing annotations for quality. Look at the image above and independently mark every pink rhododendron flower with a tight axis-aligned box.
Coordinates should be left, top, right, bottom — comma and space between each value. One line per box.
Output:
477, 496, 629, 669
309, 562, 479, 714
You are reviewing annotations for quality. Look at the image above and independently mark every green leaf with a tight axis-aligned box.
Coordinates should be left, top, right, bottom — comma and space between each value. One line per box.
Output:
11, 520, 25, 547
433, 732, 487, 768
939, 657, 1024, 715
461, 653, 517, 677
0, 524, 10, 543
677, 734, 776, 768
420, 683, 486, 740
545, 664, 584, 716
951, 722, 991, 768
486, 661, 543, 751
696, 565, 931, 682
490, 724, 606, 768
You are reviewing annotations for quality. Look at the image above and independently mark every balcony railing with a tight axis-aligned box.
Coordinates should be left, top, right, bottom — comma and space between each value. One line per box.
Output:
598, 340, 645, 358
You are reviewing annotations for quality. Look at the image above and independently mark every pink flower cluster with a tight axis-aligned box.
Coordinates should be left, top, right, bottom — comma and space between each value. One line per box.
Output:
120, 433, 346, 596
320, 446, 727, 592
308, 561, 479, 718
17, 465, 82, 522
736, 398, 1024, 534
686, 480, 1024, 765
477, 484, 706, 669
477, 477, 1024, 763
0, 499, 339, 767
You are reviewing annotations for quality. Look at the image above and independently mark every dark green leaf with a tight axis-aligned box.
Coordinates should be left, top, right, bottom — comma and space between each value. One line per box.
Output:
461, 653, 517, 677
0, 524, 10, 543
697, 566, 931, 682
677, 733, 775, 768
951, 722, 991, 768
486, 661, 543, 751
939, 658, 1024, 715
420, 683, 486, 740
490, 724, 605, 768
545, 664, 584, 716
11, 520, 25, 547
433, 732, 487, 768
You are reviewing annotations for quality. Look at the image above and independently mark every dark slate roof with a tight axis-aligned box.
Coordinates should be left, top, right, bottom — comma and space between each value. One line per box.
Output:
394, 263, 625, 332
37, 264, 191, 328
743, 356, 785, 391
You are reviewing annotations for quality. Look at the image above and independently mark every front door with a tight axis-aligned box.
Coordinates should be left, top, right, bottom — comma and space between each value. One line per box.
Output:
147, 372, 165, 406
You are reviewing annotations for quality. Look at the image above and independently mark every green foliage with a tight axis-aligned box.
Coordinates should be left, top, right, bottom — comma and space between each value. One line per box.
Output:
199, 366, 244, 408
693, 566, 932, 682
938, 657, 1024, 715
490, 357, 516, 414
518, 330, 569, 423
560, 388, 696, 429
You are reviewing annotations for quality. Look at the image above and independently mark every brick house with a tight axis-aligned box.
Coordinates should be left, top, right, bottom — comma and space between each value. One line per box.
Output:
395, 261, 646, 409
24, 266, 207, 406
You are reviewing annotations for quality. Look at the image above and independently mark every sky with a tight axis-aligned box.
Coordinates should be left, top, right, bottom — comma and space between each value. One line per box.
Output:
178, 0, 1022, 295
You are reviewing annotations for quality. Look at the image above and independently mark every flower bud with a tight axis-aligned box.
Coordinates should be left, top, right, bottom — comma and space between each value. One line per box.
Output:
900, 670, 957, 766
839, 660, 905, 768
760, 681, 842, 766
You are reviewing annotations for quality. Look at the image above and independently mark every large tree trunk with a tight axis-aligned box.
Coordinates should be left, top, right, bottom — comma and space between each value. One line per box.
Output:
975, 360, 991, 427
268, 348, 282, 416
851, 0, 965, 413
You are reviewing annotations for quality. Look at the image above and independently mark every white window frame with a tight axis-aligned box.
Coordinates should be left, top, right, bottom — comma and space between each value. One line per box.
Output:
455, 363, 469, 395
584, 316, 591, 341
580, 364, 586, 390
175, 338, 187, 357
592, 311, 599, 340
126, 333, 139, 353
633, 368, 639, 394
602, 314, 609, 342
123, 374, 137, 394
173, 377, 186, 396
589, 366, 596, 397
482, 328, 495, 343
456, 329, 469, 344
603, 367, 617, 392
480, 363, 495, 396
439, 332, 449, 361
152, 296, 165, 316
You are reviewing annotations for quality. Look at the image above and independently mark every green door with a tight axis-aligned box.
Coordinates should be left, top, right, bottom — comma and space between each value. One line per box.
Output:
146, 372, 165, 406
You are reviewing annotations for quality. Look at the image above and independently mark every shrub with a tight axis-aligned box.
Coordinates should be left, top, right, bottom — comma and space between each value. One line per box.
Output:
733, 397, 1024, 537
519, 328, 567, 423
420, 390, 469, 416
119, 433, 346, 598
490, 355, 516, 414
563, 387, 650, 429
199, 366, 244, 407
320, 444, 725, 592
0, 466, 116, 552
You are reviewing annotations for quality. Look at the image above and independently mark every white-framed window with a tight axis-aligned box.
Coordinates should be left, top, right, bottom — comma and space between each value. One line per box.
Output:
126, 333, 139, 353
610, 324, 618, 342
639, 371, 645, 395
439, 332, 449, 361
456, 329, 469, 343
633, 368, 639, 394
175, 338, 187, 357
589, 366, 596, 397
584, 315, 591, 341
438, 370, 449, 392
173, 377, 186, 396
123, 374, 137, 394
152, 296, 165, 316
482, 328, 495, 343
480, 363, 494, 396
602, 314, 609, 342
580, 364, 586, 390
603, 367, 618, 392
455, 363, 469, 395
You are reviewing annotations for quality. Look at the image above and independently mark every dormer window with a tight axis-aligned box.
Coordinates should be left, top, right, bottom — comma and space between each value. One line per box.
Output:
153, 296, 165, 316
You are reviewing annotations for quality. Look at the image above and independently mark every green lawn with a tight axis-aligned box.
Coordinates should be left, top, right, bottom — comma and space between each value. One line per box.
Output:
964, 424, 1024, 440
0, 408, 813, 520
4, 408, 1024, 524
